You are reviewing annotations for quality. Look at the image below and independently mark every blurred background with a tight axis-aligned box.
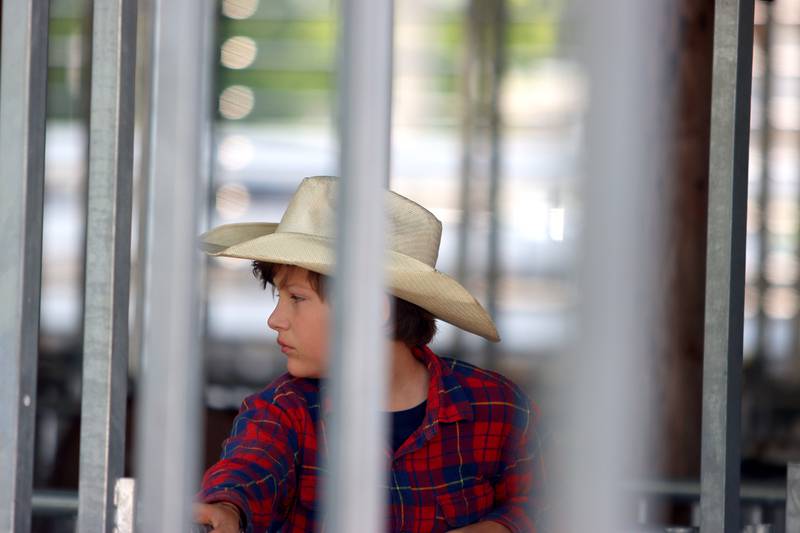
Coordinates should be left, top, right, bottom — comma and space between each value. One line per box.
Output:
26, 0, 800, 530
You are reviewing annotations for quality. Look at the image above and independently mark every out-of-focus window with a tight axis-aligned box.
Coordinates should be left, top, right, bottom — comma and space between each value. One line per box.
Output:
745, 1, 800, 369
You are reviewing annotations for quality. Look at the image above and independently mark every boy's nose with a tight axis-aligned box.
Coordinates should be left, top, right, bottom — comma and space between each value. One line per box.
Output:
267, 306, 287, 331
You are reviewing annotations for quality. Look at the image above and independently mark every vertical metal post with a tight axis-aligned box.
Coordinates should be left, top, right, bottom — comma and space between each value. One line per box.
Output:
455, 0, 506, 365
700, 0, 755, 531
129, 0, 157, 380
484, 0, 505, 364
786, 463, 800, 533
455, 1, 476, 356
323, 1, 393, 532
113, 478, 136, 533
77, 0, 138, 531
0, 2, 49, 532
134, 0, 215, 531
557, 0, 664, 531
756, 1, 773, 360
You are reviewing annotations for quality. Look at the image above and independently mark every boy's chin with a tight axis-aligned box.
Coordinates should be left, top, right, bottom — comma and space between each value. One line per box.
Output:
286, 360, 322, 379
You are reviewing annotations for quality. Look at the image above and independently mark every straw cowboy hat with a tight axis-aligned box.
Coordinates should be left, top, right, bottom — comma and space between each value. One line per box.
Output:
200, 176, 500, 342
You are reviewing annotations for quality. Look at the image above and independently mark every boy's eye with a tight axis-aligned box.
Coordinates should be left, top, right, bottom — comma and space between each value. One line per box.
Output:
290, 295, 305, 302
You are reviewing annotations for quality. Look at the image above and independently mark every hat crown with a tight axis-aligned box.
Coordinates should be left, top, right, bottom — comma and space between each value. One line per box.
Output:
277, 176, 442, 267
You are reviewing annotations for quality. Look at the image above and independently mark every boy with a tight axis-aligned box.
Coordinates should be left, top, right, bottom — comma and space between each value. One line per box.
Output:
194, 176, 542, 532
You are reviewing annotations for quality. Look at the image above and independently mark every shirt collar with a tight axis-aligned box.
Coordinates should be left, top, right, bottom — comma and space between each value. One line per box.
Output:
318, 346, 473, 425
414, 345, 473, 428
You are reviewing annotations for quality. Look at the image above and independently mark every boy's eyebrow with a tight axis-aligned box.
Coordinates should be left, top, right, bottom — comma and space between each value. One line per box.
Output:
275, 282, 312, 291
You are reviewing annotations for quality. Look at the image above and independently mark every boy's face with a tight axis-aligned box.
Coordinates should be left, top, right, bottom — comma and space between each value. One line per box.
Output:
267, 266, 330, 378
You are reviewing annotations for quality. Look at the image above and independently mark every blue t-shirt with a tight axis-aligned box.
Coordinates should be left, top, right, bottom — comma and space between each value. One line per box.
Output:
389, 400, 427, 451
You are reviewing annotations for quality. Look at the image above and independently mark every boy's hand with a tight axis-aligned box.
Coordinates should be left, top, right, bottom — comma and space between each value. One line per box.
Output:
447, 521, 511, 533
193, 502, 242, 533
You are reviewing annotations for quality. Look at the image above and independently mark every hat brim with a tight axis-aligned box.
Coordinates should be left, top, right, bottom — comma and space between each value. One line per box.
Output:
200, 223, 500, 342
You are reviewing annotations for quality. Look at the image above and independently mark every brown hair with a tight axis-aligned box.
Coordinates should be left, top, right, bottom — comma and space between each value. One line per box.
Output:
252, 261, 437, 346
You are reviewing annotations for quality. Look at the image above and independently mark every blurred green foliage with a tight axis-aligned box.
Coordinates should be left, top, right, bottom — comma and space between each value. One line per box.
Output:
44, 0, 563, 122
47, 0, 86, 119
215, 1, 563, 122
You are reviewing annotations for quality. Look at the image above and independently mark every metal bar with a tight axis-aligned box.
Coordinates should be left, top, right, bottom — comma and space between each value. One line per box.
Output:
622, 479, 787, 503
699, 0, 755, 531
710, 0, 758, 525
558, 0, 663, 531
756, 2, 773, 360
322, 1, 394, 532
77, 0, 138, 531
456, 0, 507, 365
129, 0, 157, 381
786, 464, 800, 533
32, 490, 80, 515
113, 478, 135, 533
454, 0, 477, 359
73, 0, 94, 360
134, 0, 215, 531
789, 6, 800, 366
0, 2, 49, 532
484, 0, 506, 364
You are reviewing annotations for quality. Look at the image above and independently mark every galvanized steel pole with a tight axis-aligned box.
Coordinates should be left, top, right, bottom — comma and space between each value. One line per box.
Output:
129, 0, 157, 382
786, 463, 800, 532
76, 0, 138, 530
755, 2, 773, 361
0, 2, 49, 532
323, 1, 394, 532
484, 0, 505, 364
558, 0, 664, 531
700, 0, 755, 531
455, 0, 506, 365
134, 0, 215, 531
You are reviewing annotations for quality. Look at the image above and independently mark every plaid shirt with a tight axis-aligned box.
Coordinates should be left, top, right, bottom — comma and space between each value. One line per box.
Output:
199, 345, 543, 532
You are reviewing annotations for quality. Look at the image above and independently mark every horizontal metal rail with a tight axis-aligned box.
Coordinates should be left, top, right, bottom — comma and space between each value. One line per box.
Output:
623, 480, 786, 504
29, 478, 790, 519
31, 491, 80, 515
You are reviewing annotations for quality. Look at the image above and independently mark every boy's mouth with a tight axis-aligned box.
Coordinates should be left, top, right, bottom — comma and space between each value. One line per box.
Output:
277, 339, 293, 353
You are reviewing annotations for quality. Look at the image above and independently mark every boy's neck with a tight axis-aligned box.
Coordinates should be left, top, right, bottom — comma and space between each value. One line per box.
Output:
386, 341, 430, 412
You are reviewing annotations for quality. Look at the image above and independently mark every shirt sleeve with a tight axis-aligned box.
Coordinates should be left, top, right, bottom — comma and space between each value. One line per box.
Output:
482, 398, 545, 533
198, 395, 300, 532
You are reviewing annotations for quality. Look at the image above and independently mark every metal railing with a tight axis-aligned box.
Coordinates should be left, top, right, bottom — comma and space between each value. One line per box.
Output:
0, 0, 772, 532
134, 0, 215, 530
322, 1, 393, 532
76, 0, 137, 530
0, 2, 50, 532
700, 0, 756, 530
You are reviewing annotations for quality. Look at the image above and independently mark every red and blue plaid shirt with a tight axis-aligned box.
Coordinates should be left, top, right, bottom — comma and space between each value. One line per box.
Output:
199, 345, 543, 532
